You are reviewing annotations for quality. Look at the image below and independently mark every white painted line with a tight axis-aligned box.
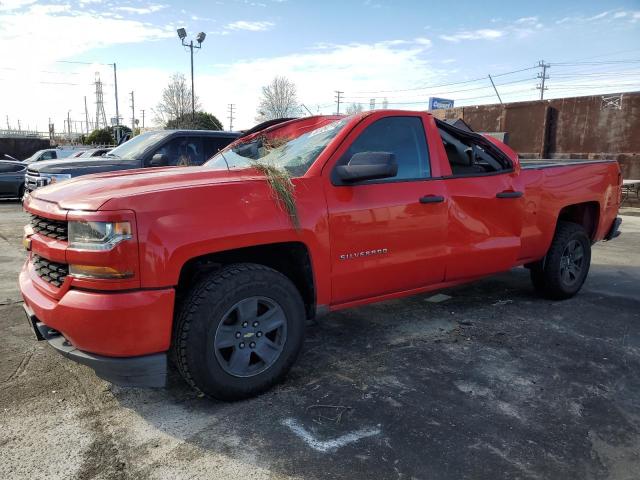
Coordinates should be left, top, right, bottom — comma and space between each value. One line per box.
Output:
281, 418, 381, 453
426, 293, 452, 303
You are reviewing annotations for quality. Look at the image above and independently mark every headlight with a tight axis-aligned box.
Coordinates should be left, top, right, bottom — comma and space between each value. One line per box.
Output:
68, 221, 132, 250
47, 173, 72, 184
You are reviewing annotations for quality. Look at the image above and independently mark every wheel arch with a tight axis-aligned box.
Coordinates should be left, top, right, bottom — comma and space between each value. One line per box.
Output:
556, 201, 600, 241
175, 241, 317, 319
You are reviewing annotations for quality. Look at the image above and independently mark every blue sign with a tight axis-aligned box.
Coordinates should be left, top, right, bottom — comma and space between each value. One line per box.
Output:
428, 97, 454, 110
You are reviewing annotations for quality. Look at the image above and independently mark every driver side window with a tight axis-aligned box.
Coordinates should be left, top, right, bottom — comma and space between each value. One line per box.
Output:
150, 137, 203, 166
339, 116, 430, 181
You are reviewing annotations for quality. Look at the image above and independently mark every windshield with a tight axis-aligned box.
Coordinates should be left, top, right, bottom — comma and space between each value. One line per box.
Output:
205, 118, 348, 177
106, 131, 172, 159
23, 150, 47, 163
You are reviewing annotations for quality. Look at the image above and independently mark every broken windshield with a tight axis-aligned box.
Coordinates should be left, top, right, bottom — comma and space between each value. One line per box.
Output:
205, 118, 348, 177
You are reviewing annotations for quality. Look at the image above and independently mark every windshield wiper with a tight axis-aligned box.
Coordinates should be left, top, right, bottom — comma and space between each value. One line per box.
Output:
105, 153, 120, 158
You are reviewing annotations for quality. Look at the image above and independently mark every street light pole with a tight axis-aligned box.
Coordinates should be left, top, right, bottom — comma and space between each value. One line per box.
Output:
177, 28, 206, 122
190, 40, 195, 118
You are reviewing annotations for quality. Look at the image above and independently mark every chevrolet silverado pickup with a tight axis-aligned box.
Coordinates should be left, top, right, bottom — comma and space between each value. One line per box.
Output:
20, 111, 622, 400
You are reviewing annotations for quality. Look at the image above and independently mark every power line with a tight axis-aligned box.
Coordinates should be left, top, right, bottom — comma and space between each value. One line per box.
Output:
341, 76, 538, 100
550, 59, 640, 66
351, 65, 538, 94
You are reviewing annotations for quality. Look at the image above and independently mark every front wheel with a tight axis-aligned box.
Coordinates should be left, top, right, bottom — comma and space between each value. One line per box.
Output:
530, 221, 591, 300
174, 263, 306, 400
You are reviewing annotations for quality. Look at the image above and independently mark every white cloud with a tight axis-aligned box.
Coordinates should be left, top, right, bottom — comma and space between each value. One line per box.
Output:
0, 5, 173, 66
413, 37, 432, 47
515, 16, 538, 24
225, 20, 274, 31
555, 10, 639, 24
440, 29, 505, 43
0, 0, 36, 11
115, 4, 167, 15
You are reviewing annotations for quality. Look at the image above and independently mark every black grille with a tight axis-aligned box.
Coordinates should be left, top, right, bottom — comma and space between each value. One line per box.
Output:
30, 214, 67, 241
33, 255, 69, 288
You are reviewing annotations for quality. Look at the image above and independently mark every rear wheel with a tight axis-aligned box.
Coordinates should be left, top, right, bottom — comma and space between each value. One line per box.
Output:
174, 263, 306, 400
530, 221, 591, 300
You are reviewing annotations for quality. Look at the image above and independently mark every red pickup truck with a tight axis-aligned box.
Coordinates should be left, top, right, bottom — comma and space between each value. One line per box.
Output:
20, 111, 622, 400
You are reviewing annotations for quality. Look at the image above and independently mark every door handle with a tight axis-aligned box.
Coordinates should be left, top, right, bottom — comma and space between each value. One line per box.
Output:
496, 191, 523, 199
419, 195, 445, 204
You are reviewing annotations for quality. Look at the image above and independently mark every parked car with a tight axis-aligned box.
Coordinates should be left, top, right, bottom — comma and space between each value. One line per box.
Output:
0, 159, 26, 199
24, 130, 239, 192
22, 148, 81, 163
77, 147, 112, 158
67, 150, 90, 158
20, 111, 622, 400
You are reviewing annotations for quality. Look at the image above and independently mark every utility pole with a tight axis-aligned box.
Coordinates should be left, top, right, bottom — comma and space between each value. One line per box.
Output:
6, 115, 9, 130
84, 96, 90, 133
227, 103, 235, 131
334, 90, 343, 114
67, 110, 71, 140
113, 63, 120, 126
130, 91, 135, 131
537, 60, 550, 100
488, 74, 503, 104
141, 109, 145, 129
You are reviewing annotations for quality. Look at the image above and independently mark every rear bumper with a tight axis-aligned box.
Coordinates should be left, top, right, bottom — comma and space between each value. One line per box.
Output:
605, 217, 622, 241
24, 303, 167, 387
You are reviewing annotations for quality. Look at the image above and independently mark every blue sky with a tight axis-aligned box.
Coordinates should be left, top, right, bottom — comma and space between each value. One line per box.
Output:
1, 0, 639, 131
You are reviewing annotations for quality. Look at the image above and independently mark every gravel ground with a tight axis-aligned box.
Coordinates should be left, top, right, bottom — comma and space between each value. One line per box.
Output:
1, 200, 639, 480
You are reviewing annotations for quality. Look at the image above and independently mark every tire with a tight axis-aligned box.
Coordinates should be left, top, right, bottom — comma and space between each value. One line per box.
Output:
174, 263, 306, 400
530, 221, 591, 300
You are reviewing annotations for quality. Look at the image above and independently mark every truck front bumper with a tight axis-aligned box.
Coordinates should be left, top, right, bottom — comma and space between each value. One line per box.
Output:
19, 263, 175, 387
24, 303, 167, 387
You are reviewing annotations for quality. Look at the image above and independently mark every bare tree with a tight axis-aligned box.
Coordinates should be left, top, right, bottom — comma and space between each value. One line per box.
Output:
346, 103, 364, 115
153, 73, 201, 125
256, 76, 301, 122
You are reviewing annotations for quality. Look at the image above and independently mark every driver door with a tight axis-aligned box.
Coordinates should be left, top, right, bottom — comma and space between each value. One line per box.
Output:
324, 114, 448, 305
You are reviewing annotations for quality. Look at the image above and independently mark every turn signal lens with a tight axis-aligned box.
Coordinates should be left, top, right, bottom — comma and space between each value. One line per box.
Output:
23, 224, 34, 251
69, 264, 133, 279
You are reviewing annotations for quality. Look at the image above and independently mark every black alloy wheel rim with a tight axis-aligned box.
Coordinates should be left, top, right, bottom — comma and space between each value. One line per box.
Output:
559, 239, 585, 287
213, 296, 287, 378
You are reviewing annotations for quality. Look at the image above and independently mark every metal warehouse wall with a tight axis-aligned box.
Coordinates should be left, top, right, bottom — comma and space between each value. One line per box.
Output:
0, 137, 51, 160
431, 91, 640, 179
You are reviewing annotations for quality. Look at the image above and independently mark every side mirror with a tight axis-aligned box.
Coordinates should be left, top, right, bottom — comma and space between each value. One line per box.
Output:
335, 152, 397, 183
149, 153, 168, 167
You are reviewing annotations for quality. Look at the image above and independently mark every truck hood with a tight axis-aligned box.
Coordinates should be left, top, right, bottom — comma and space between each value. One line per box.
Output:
30, 166, 263, 211
28, 157, 141, 175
